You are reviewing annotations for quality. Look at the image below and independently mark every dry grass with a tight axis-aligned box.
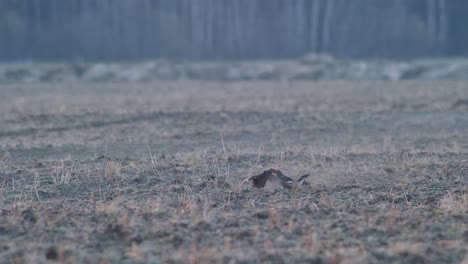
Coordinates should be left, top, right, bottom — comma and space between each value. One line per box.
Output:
0, 80, 467, 263
438, 192, 468, 215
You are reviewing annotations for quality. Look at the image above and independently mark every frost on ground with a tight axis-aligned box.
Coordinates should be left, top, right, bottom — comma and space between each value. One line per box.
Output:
0, 81, 467, 263
2, 55, 468, 83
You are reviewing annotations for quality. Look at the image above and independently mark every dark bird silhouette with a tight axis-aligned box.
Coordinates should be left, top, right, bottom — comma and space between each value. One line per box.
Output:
244, 168, 309, 189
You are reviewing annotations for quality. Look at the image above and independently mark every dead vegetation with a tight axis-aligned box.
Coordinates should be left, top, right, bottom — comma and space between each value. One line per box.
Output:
0, 80, 467, 263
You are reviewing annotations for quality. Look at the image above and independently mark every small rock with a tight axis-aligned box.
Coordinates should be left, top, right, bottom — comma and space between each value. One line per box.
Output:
255, 210, 269, 219
22, 208, 37, 223
45, 246, 58, 260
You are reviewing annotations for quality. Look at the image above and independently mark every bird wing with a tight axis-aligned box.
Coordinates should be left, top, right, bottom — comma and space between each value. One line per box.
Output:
275, 171, 295, 189
238, 171, 271, 190
240, 170, 309, 190
249, 173, 269, 188
297, 174, 310, 184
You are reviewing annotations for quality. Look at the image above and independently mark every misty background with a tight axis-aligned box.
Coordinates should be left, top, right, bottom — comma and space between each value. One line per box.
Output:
1, 0, 468, 83
1, 0, 467, 62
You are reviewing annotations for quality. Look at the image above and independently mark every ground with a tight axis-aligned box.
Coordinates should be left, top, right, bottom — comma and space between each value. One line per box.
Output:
0, 81, 467, 263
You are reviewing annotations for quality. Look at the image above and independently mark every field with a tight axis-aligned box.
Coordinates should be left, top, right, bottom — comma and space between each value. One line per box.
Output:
0, 81, 467, 263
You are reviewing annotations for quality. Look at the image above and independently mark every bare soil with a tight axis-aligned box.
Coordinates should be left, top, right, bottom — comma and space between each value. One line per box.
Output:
0, 81, 467, 263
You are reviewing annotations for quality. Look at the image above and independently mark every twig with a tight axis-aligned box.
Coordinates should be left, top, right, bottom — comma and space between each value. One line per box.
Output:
255, 145, 263, 166
235, 177, 251, 192
101, 140, 109, 180
221, 130, 227, 162
34, 172, 42, 203
147, 145, 156, 169
225, 163, 230, 180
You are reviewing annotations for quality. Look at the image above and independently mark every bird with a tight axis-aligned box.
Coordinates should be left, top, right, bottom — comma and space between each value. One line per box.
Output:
242, 168, 309, 190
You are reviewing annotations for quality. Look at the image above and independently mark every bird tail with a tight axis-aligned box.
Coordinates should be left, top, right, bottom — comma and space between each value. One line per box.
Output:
297, 174, 310, 185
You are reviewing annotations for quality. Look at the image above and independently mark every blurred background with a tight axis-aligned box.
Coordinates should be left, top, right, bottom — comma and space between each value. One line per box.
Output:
1, 0, 468, 81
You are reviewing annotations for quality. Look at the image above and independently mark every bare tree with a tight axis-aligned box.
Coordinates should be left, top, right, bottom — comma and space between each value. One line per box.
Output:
0, 0, 464, 61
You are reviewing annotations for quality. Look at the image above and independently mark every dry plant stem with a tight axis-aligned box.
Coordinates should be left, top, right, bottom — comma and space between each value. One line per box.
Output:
33, 171, 42, 204
220, 130, 227, 162
148, 145, 156, 169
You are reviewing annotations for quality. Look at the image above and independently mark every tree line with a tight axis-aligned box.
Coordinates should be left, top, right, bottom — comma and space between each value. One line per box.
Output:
0, 0, 467, 61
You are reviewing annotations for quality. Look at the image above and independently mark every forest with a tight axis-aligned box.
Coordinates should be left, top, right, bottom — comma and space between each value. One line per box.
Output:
0, 0, 467, 61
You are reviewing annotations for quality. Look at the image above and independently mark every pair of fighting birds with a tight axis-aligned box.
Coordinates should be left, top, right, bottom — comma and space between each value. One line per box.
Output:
243, 168, 309, 190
